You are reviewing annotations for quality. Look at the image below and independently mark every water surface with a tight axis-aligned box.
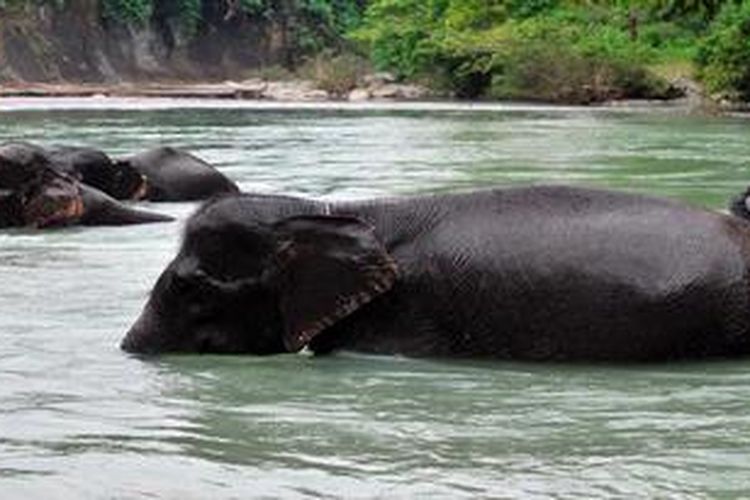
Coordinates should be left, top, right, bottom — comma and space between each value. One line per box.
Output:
1, 99, 750, 498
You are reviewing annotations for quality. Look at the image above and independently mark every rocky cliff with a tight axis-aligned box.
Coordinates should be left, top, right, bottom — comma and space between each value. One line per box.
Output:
0, 1, 293, 83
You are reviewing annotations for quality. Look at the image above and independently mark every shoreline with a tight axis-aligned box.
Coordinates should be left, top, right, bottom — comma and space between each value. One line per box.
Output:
0, 81, 745, 114
0, 79, 429, 102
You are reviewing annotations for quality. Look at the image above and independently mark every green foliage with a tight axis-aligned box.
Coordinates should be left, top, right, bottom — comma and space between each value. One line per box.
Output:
180, 0, 202, 33
152, 0, 201, 34
299, 0, 367, 49
486, 15, 658, 101
354, 1, 685, 101
650, 0, 726, 19
697, 0, 750, 99
353, 0, 439, 78
299, 50, 369, 96
235, 0, 363, 33
101, 0, 153, 24
97, 0, 365, 53
508, 0, 557, 18
239, 0, 266, 15
9, 0, 745, 103
488, 30, 672, 102
354, 0, 750, 102
234, 0, 368, 57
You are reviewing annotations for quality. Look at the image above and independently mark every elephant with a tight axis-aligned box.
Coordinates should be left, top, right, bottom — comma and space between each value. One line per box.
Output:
0, 142, 173, 228
122, 185, 750, 362
47, 146, 148, 200
116, 147, 240, 201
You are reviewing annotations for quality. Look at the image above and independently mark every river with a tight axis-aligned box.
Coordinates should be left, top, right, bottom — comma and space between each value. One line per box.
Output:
1, 98, 749, 498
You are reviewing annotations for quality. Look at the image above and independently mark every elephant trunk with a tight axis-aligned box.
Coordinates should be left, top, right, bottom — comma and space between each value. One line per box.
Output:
121, 303, 158, 353
78, 184, 174, 226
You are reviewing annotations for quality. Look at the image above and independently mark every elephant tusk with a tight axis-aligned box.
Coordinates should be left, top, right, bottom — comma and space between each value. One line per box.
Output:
132, 175, 150, 201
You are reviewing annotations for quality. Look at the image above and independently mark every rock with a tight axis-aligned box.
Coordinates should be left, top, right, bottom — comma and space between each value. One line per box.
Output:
670, 77, 720, 114
0, 8, 312, 86
672, 77, 702, 98
396, 84, 430, 100
236, 78, 267, 99
348, 88, 371, 101
130, 26, 165, 75
262, 81, 329, 101
238, 78, 266, 88
306, 90, 330, 101
363, 72, 397, 87
369, 83, 429, 100
369, 84, 401, 99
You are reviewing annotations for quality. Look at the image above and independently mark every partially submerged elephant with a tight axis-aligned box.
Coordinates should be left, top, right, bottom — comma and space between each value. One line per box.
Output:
48, 146, 148, 200
122, 185, 750, 362
116, 147, 239, 201
0, 142, 173, 228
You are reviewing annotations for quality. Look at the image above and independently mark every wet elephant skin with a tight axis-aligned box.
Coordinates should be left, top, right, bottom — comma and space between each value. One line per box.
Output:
123, 186, 750, 362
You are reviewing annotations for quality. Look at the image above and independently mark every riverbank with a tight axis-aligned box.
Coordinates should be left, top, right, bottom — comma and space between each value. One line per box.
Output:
2, 77, 740, 114
4, 1, 750, 111
0, 77, 431, 102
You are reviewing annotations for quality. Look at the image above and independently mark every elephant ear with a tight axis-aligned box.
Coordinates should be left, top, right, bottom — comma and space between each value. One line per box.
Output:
272, 215, 398, 352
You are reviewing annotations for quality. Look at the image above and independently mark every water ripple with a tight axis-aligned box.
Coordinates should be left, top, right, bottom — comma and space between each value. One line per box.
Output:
2, 103, 750, 497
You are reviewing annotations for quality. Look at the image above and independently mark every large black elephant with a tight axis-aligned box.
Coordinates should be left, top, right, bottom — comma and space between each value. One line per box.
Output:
0, 142, 173, 228
122, 185, 750, 362
116, 147, 240, 201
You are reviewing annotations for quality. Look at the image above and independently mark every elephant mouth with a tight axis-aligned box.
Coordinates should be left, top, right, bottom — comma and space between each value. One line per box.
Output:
23, 181, 85, 228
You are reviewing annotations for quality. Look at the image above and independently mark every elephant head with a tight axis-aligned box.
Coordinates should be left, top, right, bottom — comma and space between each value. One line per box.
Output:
0, 141, 172, 228
0, 142, 85, 228
48, 147, 149, 201
22, 175, 84, 227
122, 197, 398, 354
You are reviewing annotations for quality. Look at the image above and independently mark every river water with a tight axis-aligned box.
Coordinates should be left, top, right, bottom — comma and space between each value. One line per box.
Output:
1, 98, 750, 498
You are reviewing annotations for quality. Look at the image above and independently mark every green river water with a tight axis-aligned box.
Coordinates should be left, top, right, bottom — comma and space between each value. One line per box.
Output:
0, 98, 749, 498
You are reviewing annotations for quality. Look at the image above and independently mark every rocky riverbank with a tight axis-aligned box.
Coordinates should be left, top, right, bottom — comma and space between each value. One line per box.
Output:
0, 75, 432, 102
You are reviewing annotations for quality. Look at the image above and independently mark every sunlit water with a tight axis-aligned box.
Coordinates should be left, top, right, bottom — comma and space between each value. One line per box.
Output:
1, 98, 750, 498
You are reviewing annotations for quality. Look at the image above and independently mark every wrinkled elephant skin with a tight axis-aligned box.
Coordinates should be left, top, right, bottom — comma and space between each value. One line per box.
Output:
118, 147, 239, 201
0, 142, 173, 228
123, 186, 750, 362
48, 146, 148, 201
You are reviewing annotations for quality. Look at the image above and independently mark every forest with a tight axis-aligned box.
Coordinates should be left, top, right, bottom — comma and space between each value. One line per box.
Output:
1, 0, 749, 103
353, 0, 750, 102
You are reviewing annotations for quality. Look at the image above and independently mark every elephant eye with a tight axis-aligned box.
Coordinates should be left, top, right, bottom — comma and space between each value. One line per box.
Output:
188, 300, 214, 320
170, 271, 208, 300
170, 271, 194, 292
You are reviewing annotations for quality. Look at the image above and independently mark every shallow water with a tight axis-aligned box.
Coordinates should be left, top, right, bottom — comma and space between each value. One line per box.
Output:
1, 99, 750, 498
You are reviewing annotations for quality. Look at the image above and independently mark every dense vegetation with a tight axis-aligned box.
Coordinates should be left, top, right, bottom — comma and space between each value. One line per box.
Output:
1, 0, 749, 102
98, 0, 366, 59
697, 0, 750, 100
0, 0, 367, 59
353, 0, 750, 102
99, 0, 362, 30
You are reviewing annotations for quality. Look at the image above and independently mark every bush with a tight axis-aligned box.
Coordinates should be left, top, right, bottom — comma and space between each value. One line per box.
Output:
697, 0, 750, 100
352, 0, 442, 78
299, 51, 370, 97
488, 41, 672, 103
99, 0, 365, 54
354, 1, 676, 103
101, 0, 153, 24
446, 9, 670, 102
